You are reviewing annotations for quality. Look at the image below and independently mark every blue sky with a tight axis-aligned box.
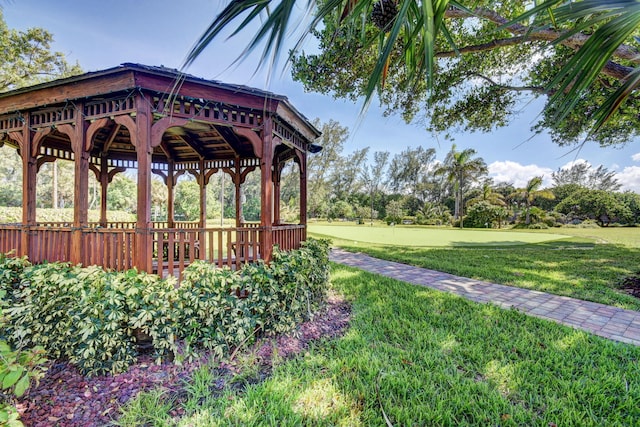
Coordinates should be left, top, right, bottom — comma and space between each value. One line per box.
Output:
5, 0, 640, 192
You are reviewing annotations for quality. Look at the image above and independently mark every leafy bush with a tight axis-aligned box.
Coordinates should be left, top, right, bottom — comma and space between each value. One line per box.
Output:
0, 288, 48, 427
176, 264, 254, 358
0, 238, 331, 376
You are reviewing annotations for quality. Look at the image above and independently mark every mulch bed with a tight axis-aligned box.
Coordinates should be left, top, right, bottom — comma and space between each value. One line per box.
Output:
16, 294, 351, 426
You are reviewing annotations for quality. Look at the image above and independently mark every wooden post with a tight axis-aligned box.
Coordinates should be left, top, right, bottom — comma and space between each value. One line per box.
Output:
58, 104, 88, 265
198, 159, 207, 228
273, 163, 281, 225
15, 118, 35, 258
100, 155, 109, 227
235, 157, 242, 227
167, 160, 175, 228
299, 153, 307, 229
134, 96, 153, 272
260, 118, 274, 261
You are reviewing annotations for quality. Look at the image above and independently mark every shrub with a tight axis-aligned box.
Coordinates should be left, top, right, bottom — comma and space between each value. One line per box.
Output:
4, 263, 178, 376
1, 288, 48, 427
0, 238, 331, 376
176, 263, 254, 358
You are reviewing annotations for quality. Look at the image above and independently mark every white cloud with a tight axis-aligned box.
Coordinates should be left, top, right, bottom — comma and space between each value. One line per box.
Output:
558, 158, 590, 170
617, 166, 640, 193
488, 161, 553, 188
632, 153, 640, 162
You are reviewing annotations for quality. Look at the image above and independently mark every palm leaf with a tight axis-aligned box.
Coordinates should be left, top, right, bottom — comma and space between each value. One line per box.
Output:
185, 0, 456, 109
507, 0, 640, 134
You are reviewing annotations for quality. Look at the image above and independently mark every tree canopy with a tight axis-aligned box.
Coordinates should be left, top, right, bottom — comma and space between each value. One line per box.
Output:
0, 11, 81, 92
186, 1, 640, 147
291, 1, 640, 147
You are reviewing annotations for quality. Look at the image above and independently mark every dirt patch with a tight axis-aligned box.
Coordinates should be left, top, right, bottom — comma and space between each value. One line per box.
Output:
16, 293, 351, 426
620, 273, 640, 299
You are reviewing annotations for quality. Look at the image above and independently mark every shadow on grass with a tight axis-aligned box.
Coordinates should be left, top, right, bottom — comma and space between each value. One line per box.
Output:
172, 265, 640, 426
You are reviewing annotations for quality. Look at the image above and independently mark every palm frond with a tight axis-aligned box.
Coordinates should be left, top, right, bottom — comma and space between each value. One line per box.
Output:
185, 0, 455, 108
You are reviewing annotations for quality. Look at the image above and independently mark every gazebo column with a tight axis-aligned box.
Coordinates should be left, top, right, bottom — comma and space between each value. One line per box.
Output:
234, 158, 243, 227
94, 158, 125, 228
10, 118, 36, 258
298, 153, 308, 236
260, 118, 275, 261
99, 156, 109, 227
273, 162, 283, 225
135, 100, 153, 272
198, 159, 207, 228
116, 98, 153, 272
167, 160, 175, 228
57, 105, 90, 265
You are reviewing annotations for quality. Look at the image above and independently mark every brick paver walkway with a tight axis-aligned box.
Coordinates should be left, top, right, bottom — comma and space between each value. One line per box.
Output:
330, 248, 640, 346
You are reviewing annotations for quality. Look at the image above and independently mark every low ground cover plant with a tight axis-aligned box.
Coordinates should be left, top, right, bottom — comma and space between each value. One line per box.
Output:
0, 238, 330, 377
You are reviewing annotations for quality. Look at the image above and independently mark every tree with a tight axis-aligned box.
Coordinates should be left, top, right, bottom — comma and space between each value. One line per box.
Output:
174, 179, 200, 221
330, 147, 369, 201
328, 199, 354, 220
290, 2, 640, 146
466, 180, 505, 208
185, 1, 640, 145
306, 119, 349, 218
384, 199, 405, 224
107, 174, 137, 213
616, 191, 640, 225
0, 11, 81, 92
552, 163, 621, 192
0, 145, 22, 207
361, 150, 389, 223
555, 188, 630, 227
510, 176, 555, 225
465, 201, 508, 229
434, 145, 487, 228
387, 146, 436, 201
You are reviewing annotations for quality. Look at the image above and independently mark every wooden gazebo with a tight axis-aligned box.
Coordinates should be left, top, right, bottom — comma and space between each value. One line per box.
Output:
0, 63, 320, 277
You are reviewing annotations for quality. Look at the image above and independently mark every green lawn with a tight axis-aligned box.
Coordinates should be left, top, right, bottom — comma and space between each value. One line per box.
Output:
117, 224, 640, 425
309, 224, 570, 246
310, 224, 640, 311
119, 265, 640, 426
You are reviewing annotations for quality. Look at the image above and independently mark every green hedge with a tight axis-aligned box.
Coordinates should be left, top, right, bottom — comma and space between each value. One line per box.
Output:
0, 207, 135, 224
0, 238, 331, 376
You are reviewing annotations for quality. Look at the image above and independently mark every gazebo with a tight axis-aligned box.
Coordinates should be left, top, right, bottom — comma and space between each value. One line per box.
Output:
0, 63, 320, 278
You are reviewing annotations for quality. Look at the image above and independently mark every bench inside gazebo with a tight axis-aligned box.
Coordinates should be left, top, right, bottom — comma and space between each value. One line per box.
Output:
0, 63, 320, 278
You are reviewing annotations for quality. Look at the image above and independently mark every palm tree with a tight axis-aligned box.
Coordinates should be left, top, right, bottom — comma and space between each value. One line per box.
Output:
466, 181, 505, 208
184, 0, 454, 107
434, 145, 487, 228
510, 176, 555, 225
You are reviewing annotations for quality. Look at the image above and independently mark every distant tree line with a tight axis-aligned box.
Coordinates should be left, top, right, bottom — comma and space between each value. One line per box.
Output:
296, 120, 640, 229
2, 118, 639, 229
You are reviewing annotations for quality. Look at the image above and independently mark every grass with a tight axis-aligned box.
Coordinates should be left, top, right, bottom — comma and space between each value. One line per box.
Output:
309, 224, 570, 246
310, 224, 640, 311
118, 264, 640, 426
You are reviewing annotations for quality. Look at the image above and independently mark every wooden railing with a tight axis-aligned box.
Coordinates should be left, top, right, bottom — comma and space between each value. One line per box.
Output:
81, 229, 136, 270
0, 223, 305, 279
29, 226, 72, 263
0, 225, 22, 255
152, 227, 262, 278
151, 221, 200, 229
36, 221, 201, 229
273, 224, 305, 251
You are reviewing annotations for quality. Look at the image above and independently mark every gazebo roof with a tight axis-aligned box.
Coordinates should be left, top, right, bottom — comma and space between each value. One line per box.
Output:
0, 63, 320, 165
